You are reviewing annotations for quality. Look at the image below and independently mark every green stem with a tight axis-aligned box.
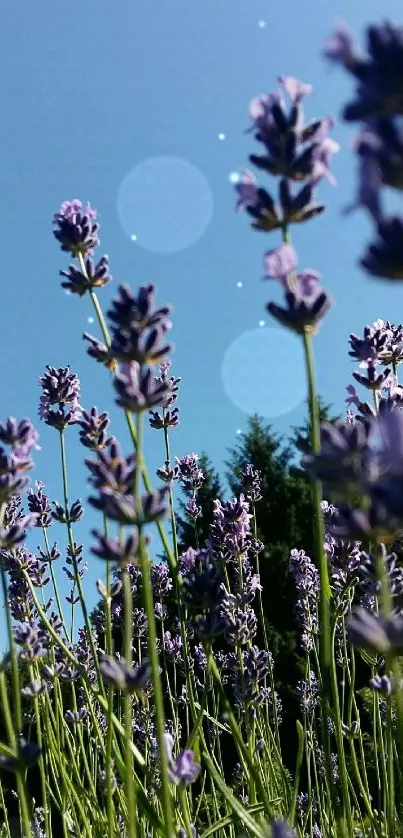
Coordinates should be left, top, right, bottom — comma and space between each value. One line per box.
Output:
136, 412, 175, 837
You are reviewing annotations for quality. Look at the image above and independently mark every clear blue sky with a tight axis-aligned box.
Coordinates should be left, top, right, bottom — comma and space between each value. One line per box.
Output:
2, 0, 403, 624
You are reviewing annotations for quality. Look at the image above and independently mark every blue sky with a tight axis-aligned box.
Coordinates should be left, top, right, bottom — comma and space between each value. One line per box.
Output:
2, 0, 403, 624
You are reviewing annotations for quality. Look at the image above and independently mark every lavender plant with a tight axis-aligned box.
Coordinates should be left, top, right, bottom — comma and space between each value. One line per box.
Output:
2, 16, 403, 838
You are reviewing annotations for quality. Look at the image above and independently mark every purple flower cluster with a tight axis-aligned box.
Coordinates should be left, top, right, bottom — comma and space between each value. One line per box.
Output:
289, 549, 319, 652
325, 21, 403, 279
234, 74, 336, 334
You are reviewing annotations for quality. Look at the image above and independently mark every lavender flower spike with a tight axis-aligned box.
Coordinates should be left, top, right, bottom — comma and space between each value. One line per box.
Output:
347, 607, 403, 655
163, 733, 201, 786
99, 655, 151, 694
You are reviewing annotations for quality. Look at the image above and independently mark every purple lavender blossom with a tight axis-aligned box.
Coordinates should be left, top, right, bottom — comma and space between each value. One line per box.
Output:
100, 655, 151, 694
77, 407, 114, 451
163, 733, 200, 786
361, 217, 403, 280
53, 199, 99, 256
297, 671, 319, 714
27, 482, 52, 528
347, 607, 403, 654
176, 453, 205, 492
289, 549, 319, 652
0, 738, 41, 773
0, 418, 40, 458
60, 254, 111, 296
263, 243, 332, 334
114, 362, 174, 413
90, 486, 169, 526
38, 366, 82, 429
270, 822, 297, 838
349, 322, 390, 367
325, 22, 403, 121
91, 529, 140, 566
156, 461, 180, 484
241, 464, 263, 502
247, 76, 339, 184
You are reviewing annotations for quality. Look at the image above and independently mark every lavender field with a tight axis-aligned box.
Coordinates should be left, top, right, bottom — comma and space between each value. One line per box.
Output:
2, 17, 403, 838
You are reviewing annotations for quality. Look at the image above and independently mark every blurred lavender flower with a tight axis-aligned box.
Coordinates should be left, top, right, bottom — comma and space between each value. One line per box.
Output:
269, 822, 297, 838
0, 738, 41, 773
107, 283, 172, 365
0, 418, 40, 458
86, 439, 135, 495
21, 680, 48, 700
14, 620, 47, 662
325, 22, 403, 121
347, 607, 403, 654
163, 733, 200, 785
361, 217, 403, 280
83, 332, 115, 370
91, 529, 140, 566
369, 673, 394, 696
247, 75, 339, 184
114, 362, 173, 413
100, 655, 151, 693
90, 486, 169, 526
303, 418, 371, 500
53, 199, 99, 257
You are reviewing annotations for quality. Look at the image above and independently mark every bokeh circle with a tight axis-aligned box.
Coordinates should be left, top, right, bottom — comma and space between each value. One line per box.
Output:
221, 327, 306, 418
117, 157, 214, 253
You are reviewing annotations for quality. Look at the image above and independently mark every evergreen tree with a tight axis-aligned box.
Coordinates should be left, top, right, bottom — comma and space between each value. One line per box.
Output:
224, 411, 334, 768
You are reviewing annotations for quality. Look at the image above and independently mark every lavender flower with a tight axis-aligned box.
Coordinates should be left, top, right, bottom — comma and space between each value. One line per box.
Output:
91, 529, 140, 566
270, 822, 297, 838
361, 217, 403, 280
77, 407, 114, 451
60, 254, 111, 296
114, 362, 173, 413
38, 365, 82, 428
347, 607, 403, 654
90, 486, 169, 526
264, 243, 332, 334
0, 738, 41, 772
53, 199, 99, 256
27, 482, 52, 527
100, 655, 151, 693
325, 22, 403, 121
163, 733, 200, 786
176, 454, 205, 492
247, 75, 339, 185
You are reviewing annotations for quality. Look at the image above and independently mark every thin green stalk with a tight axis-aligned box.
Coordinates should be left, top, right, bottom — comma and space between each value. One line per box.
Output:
58, 429, 104, 690
122, 567, 136, 838
302, 327, 352, 835
136, 412, 175, 837
179, 788, 195, 838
